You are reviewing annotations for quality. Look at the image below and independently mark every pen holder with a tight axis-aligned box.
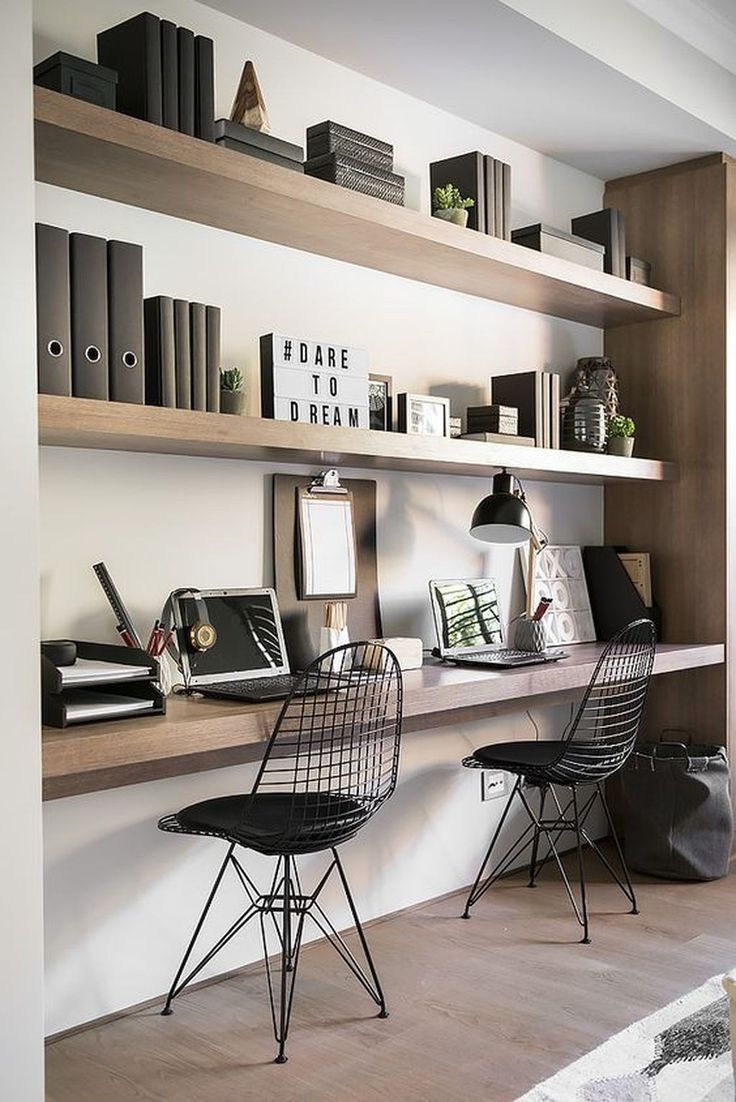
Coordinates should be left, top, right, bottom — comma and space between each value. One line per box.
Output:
512, 616, 546, 654
319, 626, 350, 673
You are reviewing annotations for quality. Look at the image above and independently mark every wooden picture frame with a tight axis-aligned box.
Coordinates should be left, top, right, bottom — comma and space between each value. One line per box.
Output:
397, 393, 450, 437
368, 373, 393, 431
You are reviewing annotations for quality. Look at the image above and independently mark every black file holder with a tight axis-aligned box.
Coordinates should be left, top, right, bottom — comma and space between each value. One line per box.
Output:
41, 641, 165, 728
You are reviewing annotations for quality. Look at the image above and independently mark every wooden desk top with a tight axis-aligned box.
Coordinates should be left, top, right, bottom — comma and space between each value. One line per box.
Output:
42, 643, 724, 800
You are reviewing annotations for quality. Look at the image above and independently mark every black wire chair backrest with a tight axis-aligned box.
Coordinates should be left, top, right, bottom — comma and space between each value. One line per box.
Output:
547, 619, 656, 785
248, 641, 403, 852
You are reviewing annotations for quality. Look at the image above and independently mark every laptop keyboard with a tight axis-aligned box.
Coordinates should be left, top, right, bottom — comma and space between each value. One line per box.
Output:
455, 649, 566, 666
201, 674, 299, 701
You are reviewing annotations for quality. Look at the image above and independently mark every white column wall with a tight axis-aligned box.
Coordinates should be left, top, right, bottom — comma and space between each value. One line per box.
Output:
1, 1, 45, 1096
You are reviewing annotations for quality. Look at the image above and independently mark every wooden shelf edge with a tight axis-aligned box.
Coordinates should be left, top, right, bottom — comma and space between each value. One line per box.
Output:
38, 396, 679, 485
41, 643, 724, 800
34, 88, 680, 328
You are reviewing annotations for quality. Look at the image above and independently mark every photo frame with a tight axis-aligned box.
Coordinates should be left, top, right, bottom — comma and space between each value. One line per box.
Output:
368, 373, 393, 431
397, 393, 451, 437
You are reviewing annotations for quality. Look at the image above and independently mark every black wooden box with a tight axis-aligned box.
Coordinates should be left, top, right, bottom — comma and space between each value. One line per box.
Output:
214, 119, 304, 171
34, 51, 118, 110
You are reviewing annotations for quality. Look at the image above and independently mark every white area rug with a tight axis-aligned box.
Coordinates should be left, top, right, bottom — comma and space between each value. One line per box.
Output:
516, 975, 734, 1101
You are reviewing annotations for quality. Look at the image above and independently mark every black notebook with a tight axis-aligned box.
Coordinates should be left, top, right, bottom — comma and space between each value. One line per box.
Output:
97, 12, 163, 126
177, 27, 195, 136
144, 296, 176, 407
160, 19, 178, 131
194, 35, 215, 142
36, 224, 71, 397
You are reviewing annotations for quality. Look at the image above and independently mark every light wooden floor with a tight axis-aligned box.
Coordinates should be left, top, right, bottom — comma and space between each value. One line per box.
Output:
46, 854, 736, 1101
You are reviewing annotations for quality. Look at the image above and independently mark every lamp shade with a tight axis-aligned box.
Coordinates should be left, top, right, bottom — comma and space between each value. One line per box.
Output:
470, 471, 533, 545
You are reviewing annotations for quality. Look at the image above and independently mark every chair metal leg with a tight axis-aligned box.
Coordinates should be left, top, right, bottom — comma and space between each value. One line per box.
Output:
571, 787, 590, 944
528, 784, 547, 888
332, 849, 389, 1018
275, 855, 292, 1063
597, 781, 639, 914
162, 843, 235, 1015
462, 775, 522, 917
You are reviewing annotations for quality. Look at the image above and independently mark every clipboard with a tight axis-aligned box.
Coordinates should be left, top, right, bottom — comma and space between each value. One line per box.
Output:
296, 470, 357, 600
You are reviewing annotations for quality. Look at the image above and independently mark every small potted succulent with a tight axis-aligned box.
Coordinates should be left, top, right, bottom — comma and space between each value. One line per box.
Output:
432, 184, 475, 228
220, 367, 245, 415
607, 414, 635, 457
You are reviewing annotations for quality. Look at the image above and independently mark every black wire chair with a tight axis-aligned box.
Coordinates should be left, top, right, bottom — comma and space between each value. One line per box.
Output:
461, 619, 656, 943
157, 641, 403, 1063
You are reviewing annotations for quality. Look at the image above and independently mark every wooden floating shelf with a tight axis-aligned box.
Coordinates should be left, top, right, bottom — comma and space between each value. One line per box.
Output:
42, 643, 723, 799
34, 88, 680, 328
38, 396, 678, 486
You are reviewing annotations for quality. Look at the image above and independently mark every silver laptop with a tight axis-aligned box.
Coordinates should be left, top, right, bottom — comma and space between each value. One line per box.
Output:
172, 587, 301, 701
429, 578, 567, 668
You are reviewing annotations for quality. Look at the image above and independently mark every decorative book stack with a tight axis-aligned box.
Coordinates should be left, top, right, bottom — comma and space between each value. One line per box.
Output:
144, 297, 221, 412
305, 121, 405, 205
489, 371, 561, 449
429, 152, 511, 238
97, 11, 215, 140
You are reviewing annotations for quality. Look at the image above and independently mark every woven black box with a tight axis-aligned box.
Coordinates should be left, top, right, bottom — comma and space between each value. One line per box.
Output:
34, 51, 118, 110
305, 153, 404, 205
307, 120, 393, 160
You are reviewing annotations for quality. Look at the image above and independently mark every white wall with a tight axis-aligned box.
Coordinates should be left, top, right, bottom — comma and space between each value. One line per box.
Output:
1, 2, 45, 1097
35, 0, 605, 1036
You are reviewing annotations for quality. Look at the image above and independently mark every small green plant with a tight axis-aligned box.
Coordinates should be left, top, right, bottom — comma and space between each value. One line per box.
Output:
608, 414, 635, 439
433, 184, 475, 212
220, 367, 244, 393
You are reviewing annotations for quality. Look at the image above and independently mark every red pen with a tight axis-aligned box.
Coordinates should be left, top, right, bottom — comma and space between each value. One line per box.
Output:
156, 628, 174, 657
145, 619, 160, 655
531, 597, 552, 622
116, 623, 135, 648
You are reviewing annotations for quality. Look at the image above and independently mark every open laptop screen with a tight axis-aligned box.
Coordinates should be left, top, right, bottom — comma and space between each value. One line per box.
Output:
174, 588, 289, 686
430, 579, 504, 655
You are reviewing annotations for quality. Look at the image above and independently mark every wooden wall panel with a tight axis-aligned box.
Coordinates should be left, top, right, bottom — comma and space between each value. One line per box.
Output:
604, 157, 729, 746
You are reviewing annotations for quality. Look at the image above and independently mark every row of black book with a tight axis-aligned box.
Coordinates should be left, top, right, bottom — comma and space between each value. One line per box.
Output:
461, 372, 561, 449
97, 10, 215, 140
430, 151, 511, 239
35, 224, 221, 410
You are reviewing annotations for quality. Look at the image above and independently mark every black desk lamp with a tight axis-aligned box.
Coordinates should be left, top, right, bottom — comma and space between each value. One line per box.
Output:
470, 469, 547, 616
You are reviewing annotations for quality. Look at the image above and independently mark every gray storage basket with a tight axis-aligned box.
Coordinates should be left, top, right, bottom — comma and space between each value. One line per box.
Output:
620, 734, 732, 881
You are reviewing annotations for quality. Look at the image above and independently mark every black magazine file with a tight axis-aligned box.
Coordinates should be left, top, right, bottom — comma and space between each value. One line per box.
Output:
273, 474, 382, 671
582, 546, 651, 640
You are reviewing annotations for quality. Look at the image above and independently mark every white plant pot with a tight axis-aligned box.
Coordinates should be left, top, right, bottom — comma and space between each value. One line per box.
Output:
607, 436, 635, 457
433, 208, 469, 228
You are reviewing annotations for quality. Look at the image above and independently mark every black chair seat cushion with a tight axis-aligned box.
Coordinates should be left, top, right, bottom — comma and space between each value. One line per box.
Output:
168, 791, 370, 854
470, 740, 566, 775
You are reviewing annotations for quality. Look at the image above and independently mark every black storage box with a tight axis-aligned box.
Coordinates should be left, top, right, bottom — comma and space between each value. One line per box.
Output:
305, 153, 405, 205
512, 223, 605, 271
215, 119, 304, 172
467, 404, 519, 435
34, 51, 118, 110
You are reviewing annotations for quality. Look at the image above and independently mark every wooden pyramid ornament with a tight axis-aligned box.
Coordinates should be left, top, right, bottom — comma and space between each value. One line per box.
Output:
230, 60, 270, 133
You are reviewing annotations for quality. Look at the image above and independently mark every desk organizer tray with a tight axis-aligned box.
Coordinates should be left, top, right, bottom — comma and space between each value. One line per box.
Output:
305, 153, 405, 205
42, 640, 165, 728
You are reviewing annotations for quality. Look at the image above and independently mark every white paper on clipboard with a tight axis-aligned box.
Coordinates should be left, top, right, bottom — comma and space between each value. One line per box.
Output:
299, 492, 357, 598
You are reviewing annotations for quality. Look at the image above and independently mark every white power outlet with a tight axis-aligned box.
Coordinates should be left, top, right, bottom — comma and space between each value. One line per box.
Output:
481, 771, 506, 801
